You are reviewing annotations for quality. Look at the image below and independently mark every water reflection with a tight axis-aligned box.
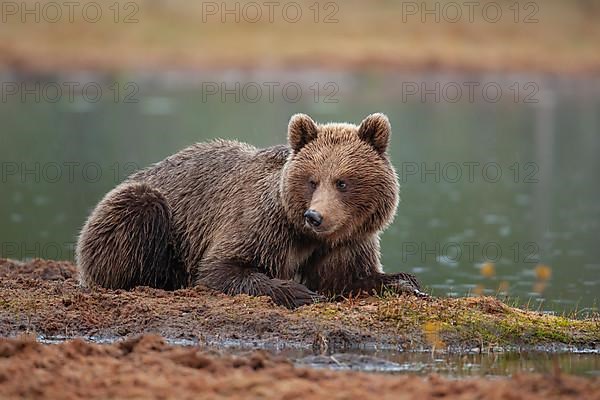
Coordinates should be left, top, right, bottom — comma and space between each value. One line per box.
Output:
294, 351, 600, 377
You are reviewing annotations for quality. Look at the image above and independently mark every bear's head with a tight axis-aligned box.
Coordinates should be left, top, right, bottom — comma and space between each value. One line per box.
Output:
281, 113, 399, 244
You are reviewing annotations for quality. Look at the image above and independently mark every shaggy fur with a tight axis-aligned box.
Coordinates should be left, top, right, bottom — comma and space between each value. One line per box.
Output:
76, 113, 424, 308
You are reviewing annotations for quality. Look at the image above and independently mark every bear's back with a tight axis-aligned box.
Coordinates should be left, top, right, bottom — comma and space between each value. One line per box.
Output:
130, 140, 289, 192
125, 140, 292, 257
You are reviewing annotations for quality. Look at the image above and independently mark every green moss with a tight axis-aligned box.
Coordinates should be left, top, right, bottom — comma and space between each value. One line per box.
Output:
304, 296, 600, 350
454, 304, 596, 347
320, 307, 340, 319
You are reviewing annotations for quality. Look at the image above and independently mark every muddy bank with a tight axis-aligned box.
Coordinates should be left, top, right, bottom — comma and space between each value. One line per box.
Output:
1, 259, 598, 351
0, 335, 598, 400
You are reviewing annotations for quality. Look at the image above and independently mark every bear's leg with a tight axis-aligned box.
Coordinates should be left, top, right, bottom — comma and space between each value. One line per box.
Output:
195, 259, 321, 308
77, 182, 186, 290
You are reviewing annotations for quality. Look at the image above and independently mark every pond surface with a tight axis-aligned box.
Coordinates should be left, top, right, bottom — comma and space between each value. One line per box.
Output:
1, 69, 599, 313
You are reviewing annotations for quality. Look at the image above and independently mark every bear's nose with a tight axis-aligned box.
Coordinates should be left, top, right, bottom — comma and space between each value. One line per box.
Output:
304, 209, 323, 227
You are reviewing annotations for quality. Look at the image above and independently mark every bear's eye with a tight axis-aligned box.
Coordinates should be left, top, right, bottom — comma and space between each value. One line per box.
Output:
335, 180, 348, 191
309, 179, 318, 190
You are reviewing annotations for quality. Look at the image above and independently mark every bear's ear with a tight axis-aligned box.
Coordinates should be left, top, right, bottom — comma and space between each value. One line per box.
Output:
288, 113, 318, 152
357, 113, 391, 155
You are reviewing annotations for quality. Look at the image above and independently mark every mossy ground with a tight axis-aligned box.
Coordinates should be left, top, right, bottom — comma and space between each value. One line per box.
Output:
1, 259, 598, 352
299, 295, 600, 351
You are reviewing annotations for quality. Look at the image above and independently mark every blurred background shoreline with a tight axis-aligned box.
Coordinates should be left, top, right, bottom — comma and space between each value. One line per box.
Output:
1, 0, 600, 74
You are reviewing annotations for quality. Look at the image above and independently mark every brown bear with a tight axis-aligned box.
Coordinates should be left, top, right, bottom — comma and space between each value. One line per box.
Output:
76, 113, 425, 308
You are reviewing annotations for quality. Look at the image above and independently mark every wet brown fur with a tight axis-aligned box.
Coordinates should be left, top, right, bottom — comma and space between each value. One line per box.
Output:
76, 113, 422, 308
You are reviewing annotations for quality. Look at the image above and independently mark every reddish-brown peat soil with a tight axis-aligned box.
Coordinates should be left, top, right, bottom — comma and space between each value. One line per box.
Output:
0, 258, 599, 399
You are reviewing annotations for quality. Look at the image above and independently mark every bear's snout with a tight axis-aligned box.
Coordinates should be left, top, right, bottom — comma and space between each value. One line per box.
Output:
304, 209, 323, 227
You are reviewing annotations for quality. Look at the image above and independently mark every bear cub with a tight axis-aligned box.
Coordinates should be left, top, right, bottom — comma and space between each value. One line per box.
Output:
76, 113, 425, 308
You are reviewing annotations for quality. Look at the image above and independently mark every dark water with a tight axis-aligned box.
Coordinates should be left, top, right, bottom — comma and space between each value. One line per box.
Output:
1, 69, 599, 314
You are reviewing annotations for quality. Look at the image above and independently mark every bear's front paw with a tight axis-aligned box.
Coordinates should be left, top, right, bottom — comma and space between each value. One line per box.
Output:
383, 273, 429, 298
274, 280, 325, 309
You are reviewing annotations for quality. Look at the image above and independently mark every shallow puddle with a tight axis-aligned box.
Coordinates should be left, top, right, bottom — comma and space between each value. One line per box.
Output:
37, 334, 600, 377
291, 350, 600, 377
